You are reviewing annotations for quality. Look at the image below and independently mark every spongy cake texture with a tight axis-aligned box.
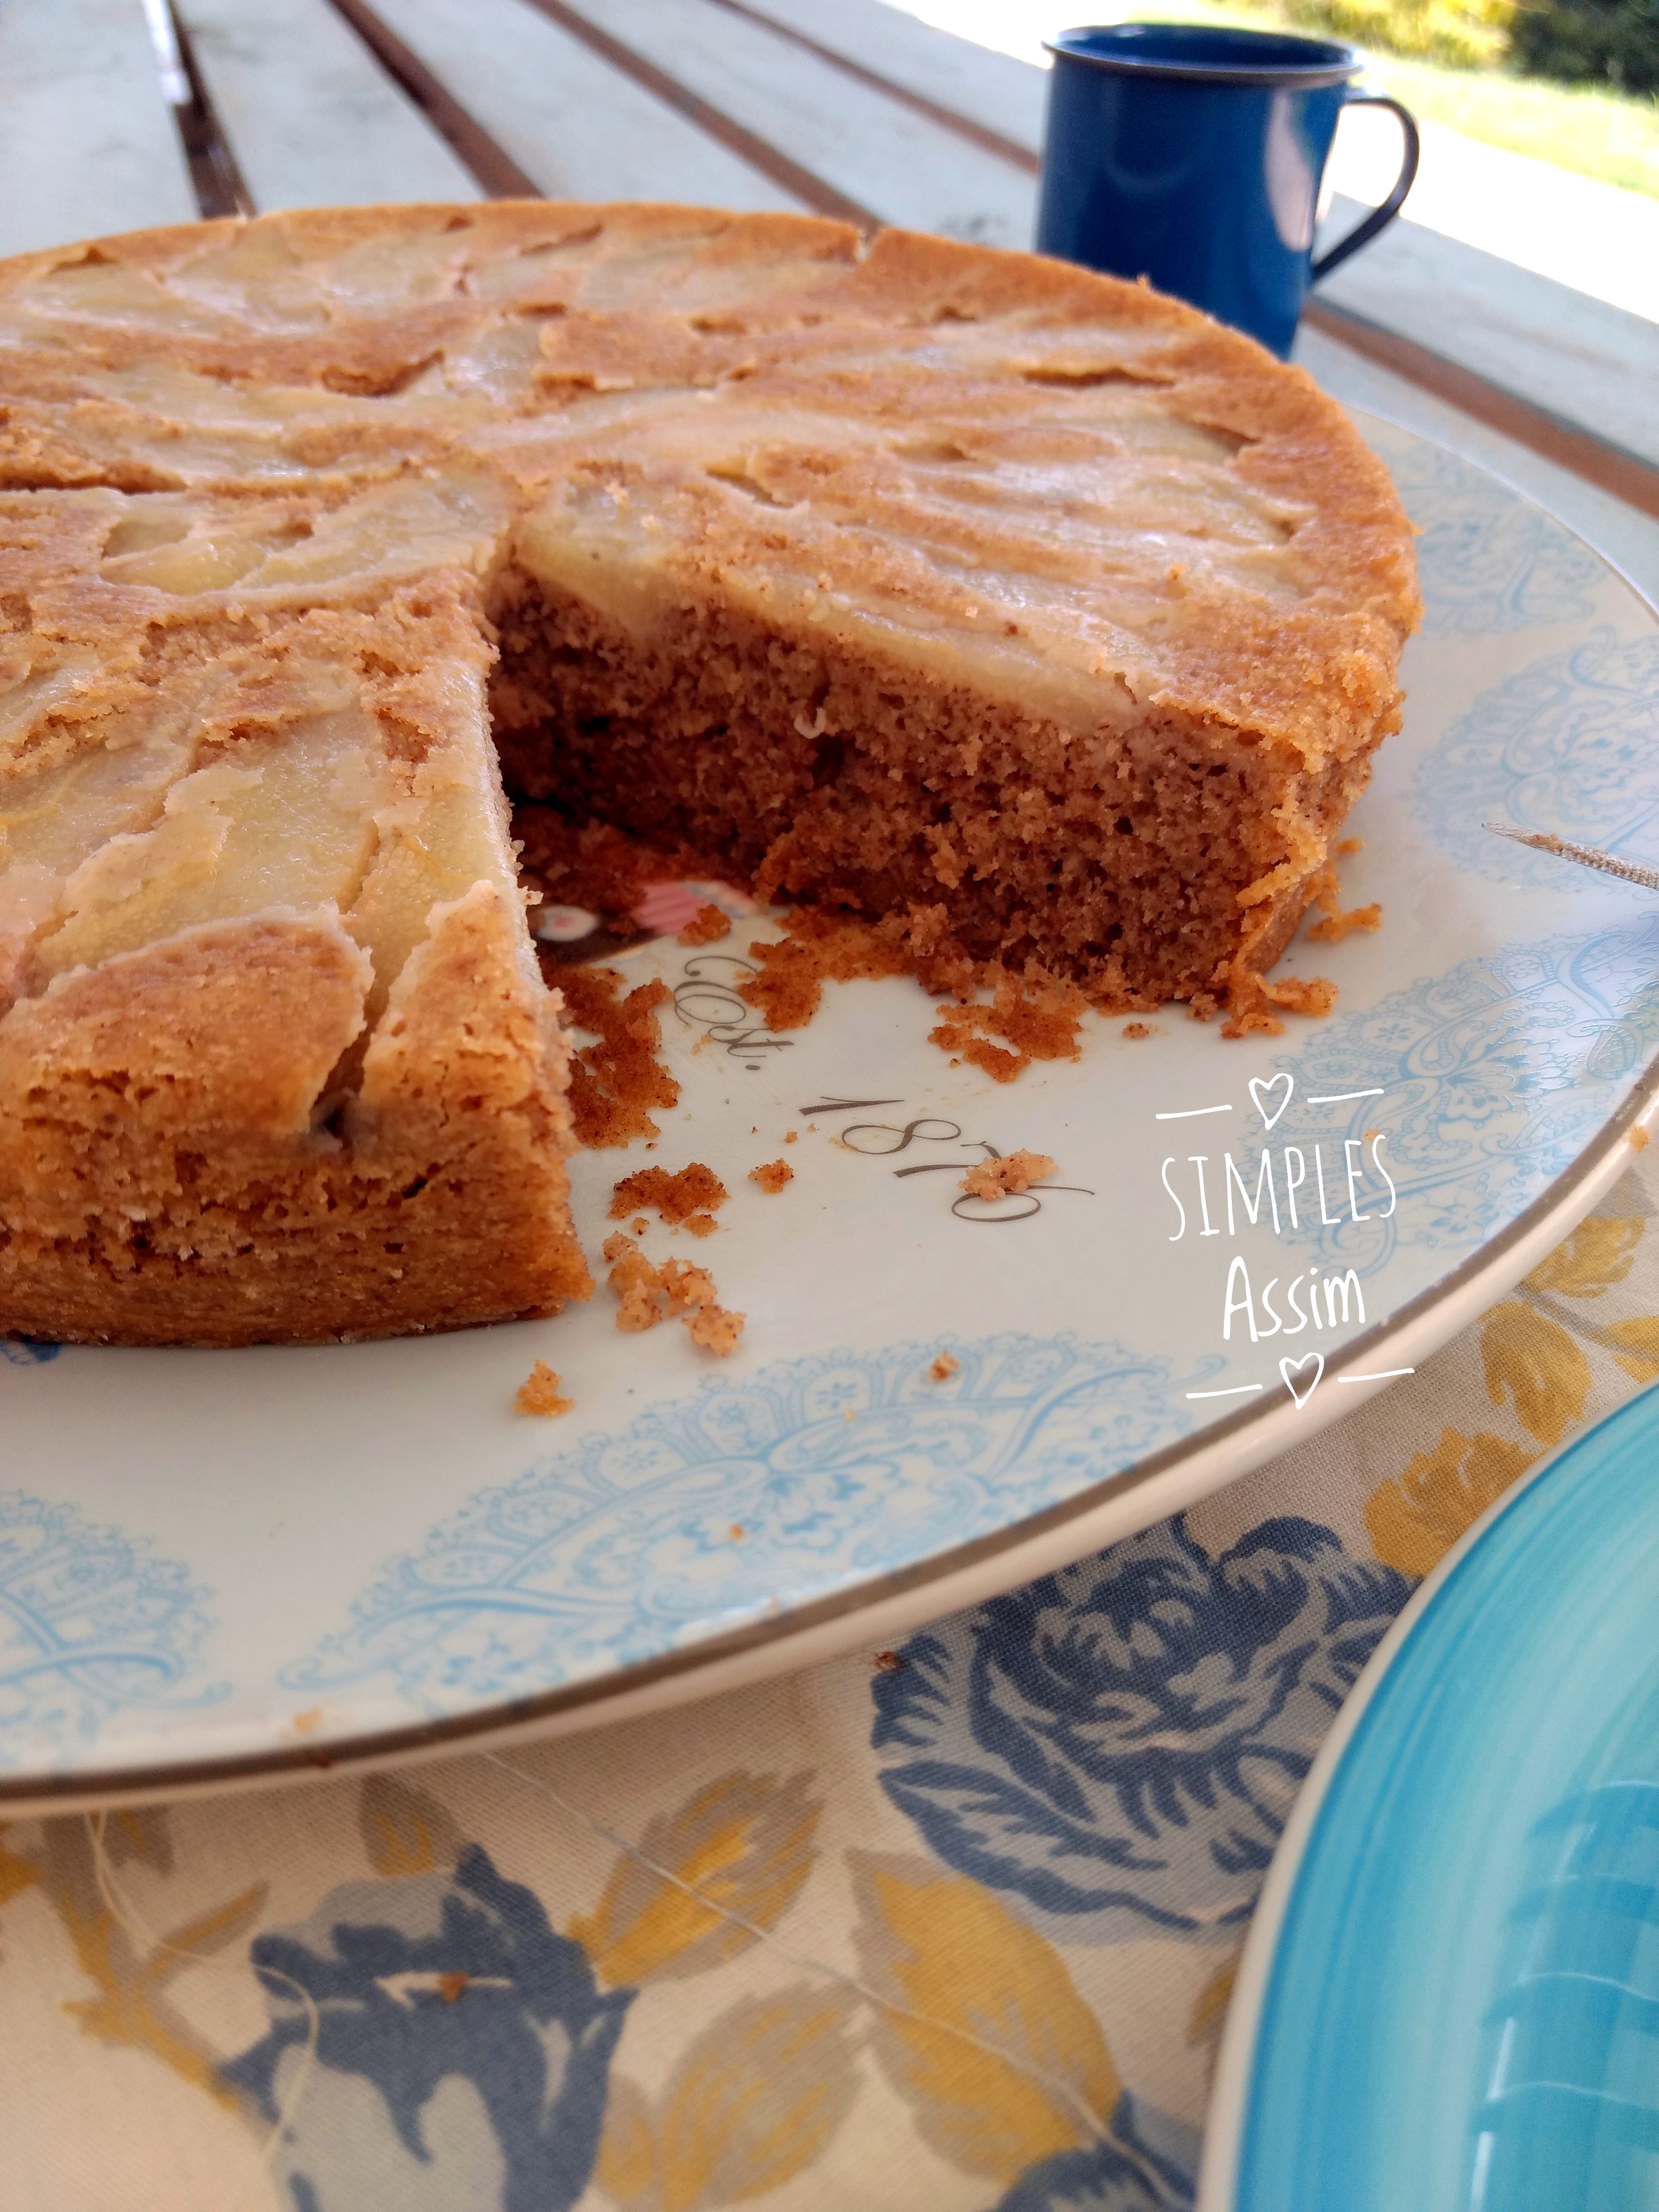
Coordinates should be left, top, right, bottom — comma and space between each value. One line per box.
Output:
0, 202, 1419, 1346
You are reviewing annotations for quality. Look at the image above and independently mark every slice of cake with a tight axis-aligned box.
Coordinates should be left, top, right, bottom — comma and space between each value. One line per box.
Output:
0, 476, 590, 1343
0, 204, 1419, 1345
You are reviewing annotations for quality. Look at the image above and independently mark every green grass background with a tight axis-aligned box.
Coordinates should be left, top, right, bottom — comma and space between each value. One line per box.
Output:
1126, 0, 1659, 195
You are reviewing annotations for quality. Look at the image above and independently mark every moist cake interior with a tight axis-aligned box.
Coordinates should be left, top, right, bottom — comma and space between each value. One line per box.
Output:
0, 203, 1419, 1345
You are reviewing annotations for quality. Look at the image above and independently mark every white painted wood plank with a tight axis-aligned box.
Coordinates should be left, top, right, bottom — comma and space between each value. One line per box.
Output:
0, 0, 196, 255
736, 0, 1045, 154
561, 0, 1036, 246
373, 0, 804, 209
174, 0, 481, 212
1317, 196, 1659, 473
1330, 112, 1659, 328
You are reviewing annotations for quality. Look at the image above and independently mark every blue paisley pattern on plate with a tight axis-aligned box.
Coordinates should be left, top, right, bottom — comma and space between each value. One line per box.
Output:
0, 1340, 62, 1365
1238, 911, 1659, 1278
284, 1336, 1213, 1711
0, 1491, 221, 1768
872, 1517, 1408, 1942
1413, 630, 1659, 888
224, 1844, 631, 2212
1375, 430, 1603, 638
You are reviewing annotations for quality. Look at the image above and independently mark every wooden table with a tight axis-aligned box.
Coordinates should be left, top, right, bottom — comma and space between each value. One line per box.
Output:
2, 0, 1656, 567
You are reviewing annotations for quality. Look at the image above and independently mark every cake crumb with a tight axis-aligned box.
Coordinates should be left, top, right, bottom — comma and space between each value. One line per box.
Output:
677, 902, 731, 947
437, 1972, 469, 2003
737, 909, 910, 1030
1634, 1126, 1650, 1152
603, 1235, 664, 1332
930, 972, 1085, 1084
729, 1523, 746, 1541
656, 1261, 716, 1314
960, 1150, 1057, 1201
929, 1352, 959, 1382
784, 1130, 797, 1143
873, 1651, 906, 1673
1308, 902, 1382, 944
1306, 858, 1382, 946
685, 1212, 720, 1237
1123, 1021, 1154, 1039
1220, 968, 1337, 1040
514, 1359, 573, 1417
631, 1216, 648, 1235
601, 1235, 743, 1352
1336, 837, 1365, 855
686, 1301, 745, 1354
558, 968, 680, 1147
610, 1162, 729, 1223
749, 1159, 793, 1193
1266, 975, 1338, 1017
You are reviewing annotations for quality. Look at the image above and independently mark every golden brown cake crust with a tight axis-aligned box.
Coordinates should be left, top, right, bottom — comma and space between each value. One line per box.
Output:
0, 203, 1419, 717
0, 889, 590, 1346
0, 202, 1419, 1346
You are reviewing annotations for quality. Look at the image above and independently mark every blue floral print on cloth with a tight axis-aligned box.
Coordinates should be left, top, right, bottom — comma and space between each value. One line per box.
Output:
225, 1845, 631, 2212
997, 2119, 1194, 2212
870, 1518, 1409, 1939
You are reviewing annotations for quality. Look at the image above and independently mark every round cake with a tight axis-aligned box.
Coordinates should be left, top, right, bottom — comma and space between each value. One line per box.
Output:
0, 201, 1419, 1346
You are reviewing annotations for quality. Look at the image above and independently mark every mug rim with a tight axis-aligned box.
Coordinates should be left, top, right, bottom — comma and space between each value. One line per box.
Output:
1045, 22, 1361, 86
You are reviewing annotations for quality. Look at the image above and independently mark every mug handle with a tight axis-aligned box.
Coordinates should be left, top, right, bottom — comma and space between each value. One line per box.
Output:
1310, 92, 1421, 282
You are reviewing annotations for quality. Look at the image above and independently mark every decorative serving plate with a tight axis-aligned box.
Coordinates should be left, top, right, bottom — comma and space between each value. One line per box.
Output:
1200, 1379, 1659, 2212
4, 409, 1658, 1807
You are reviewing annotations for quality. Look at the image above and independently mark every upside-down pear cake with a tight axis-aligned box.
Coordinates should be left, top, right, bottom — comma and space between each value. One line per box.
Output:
0, 202, 1419, 1346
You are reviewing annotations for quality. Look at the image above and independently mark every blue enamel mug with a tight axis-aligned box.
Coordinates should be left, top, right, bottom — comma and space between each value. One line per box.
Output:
1035, 24, 1419, 359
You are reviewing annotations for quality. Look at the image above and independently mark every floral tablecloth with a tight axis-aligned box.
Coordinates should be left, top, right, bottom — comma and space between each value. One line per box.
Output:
6, 1154, 1659, 2212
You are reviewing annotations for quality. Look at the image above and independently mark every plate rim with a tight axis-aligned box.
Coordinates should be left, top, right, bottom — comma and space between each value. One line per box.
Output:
1194, 1370, 1659, 2210
6, 410, 1659, 1813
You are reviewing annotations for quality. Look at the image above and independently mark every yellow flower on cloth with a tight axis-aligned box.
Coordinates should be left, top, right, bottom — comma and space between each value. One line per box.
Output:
854, 1858, 1118, 2178
1364, 1200, 1659, 1579
598, 1986, 859, 2211
571, 1770, 819, 1987
1480, 1306, 1589, 1446
852, 1855, 1192, 2208
1366, 1429, 1538, 1577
